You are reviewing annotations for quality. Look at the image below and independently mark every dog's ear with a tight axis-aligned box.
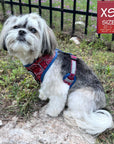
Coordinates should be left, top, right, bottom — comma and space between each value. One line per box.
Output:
3, 39, 7, 51
0, 16, 17, 50
41, 25, 57, 55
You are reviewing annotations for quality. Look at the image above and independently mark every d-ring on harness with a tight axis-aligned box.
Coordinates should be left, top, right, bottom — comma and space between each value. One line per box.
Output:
63, 55, 77, 88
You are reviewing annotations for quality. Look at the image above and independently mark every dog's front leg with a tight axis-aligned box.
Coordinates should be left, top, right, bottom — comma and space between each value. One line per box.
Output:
39, 62, 69, 117
39, 81, 69, 117
46, 93, 67, 117
39, 88, 48, 100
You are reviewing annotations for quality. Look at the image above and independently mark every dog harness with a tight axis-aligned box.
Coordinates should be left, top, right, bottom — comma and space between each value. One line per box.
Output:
24, 49, 77, 88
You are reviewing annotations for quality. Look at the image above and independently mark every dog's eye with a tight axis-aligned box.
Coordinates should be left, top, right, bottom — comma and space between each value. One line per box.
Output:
13, 25, 19, 29
29, 28, 37, 33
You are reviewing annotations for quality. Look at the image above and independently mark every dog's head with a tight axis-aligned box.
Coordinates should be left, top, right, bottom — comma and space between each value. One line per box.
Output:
0, 13, 57, 65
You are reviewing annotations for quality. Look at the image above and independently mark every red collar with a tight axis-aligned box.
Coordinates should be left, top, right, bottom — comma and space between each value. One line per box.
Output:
24, 51, 58, 83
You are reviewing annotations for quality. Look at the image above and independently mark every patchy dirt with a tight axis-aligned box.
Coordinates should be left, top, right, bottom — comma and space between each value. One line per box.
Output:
0, 106, 95, 144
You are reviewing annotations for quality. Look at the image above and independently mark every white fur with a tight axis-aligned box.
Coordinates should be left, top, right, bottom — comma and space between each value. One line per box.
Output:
39, 60, 69, 117
63, 88, 113, 134
0, 13, 113, 135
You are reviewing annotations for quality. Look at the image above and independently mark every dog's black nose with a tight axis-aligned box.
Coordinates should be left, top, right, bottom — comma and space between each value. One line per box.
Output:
19, 30, 26, 36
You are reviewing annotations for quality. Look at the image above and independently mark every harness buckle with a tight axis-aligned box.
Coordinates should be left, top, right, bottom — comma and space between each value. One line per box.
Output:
63, 55, 77, 88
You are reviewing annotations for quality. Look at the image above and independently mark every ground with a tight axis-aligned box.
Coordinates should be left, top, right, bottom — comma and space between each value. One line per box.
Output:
0, 106, 96, 144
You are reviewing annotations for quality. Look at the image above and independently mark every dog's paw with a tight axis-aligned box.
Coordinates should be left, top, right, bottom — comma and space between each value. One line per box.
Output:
45, 107, 59, 117
39, 91, 47, 100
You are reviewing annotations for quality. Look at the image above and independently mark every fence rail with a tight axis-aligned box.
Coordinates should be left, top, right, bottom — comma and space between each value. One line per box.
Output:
0, 0, 114, 41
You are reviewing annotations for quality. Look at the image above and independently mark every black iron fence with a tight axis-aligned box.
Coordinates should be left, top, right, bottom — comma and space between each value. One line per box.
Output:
0, 0, 114, 41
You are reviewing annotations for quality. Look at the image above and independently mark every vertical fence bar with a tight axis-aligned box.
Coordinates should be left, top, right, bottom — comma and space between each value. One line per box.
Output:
1, 0, 6, 19
98, 34, 100, 38
50, 0, 52, 28
98, 0, 104, 39
19, 0, 22, 14
28, 0, 31, 13
72, 0, 77, 34
61, 0, 64, 31
10, 0, 14, 14
112, 34, 114, 41
39, 0, 41, 16
85, 0, 90, 34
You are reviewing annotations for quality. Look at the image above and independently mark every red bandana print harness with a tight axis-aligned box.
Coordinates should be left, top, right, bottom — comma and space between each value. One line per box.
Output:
24, 49, 77, 88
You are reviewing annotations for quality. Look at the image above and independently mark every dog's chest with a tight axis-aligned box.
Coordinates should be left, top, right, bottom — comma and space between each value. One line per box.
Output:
24, 55, 56, 83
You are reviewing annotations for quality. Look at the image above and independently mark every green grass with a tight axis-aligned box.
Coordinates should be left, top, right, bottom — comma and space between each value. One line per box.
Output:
0, 50, 40, 116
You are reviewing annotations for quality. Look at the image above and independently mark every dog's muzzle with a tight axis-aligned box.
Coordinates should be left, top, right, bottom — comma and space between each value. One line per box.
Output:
17, 30, 26, 41
19, 30, 26, 36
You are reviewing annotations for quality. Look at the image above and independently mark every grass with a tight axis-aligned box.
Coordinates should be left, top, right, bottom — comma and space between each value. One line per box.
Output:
0, 0, 114, 143
0, 50, 40, 117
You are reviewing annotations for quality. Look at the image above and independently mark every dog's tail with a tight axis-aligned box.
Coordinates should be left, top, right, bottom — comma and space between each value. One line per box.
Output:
64, 109, 114, 135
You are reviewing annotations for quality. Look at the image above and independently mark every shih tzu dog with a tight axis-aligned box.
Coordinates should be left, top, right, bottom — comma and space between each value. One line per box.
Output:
0, 13, 113, 135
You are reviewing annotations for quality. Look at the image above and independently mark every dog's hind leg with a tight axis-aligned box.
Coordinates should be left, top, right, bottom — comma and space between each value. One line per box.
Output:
63, 88, 113, 135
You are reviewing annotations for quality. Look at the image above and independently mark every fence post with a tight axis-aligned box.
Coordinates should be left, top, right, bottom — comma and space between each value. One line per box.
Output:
39, 0, 41, 16
61, 0, 64, 31
85, 0, 90, 34
112, 34, 114, 41
1, 0, 6, 20
28, 0, 31, 13
111, 34, 114, 51
19, 0, 22, 14
50, 0, 52, 28
72, 0, 77, 34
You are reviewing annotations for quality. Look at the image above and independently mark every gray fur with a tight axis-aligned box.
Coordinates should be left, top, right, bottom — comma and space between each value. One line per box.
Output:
41, 26, 57, 55
56, 50, 106, 109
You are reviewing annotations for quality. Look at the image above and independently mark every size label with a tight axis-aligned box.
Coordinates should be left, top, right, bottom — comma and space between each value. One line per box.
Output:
97, 1, 114, 33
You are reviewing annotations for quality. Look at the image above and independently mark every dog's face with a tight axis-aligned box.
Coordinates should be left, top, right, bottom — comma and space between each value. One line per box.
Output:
0, 13, 57, 65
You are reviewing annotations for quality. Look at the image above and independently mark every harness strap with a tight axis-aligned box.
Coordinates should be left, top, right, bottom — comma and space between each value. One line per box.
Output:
24, 50, 58, 83
41, 50, 58, 82
63, 55, 77, 88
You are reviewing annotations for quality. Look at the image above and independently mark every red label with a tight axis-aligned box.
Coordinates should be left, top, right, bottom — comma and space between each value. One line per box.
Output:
97, 1, 114, 33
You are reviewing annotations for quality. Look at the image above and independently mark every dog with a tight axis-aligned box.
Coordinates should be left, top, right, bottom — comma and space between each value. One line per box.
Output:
0, 13, 113, 135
